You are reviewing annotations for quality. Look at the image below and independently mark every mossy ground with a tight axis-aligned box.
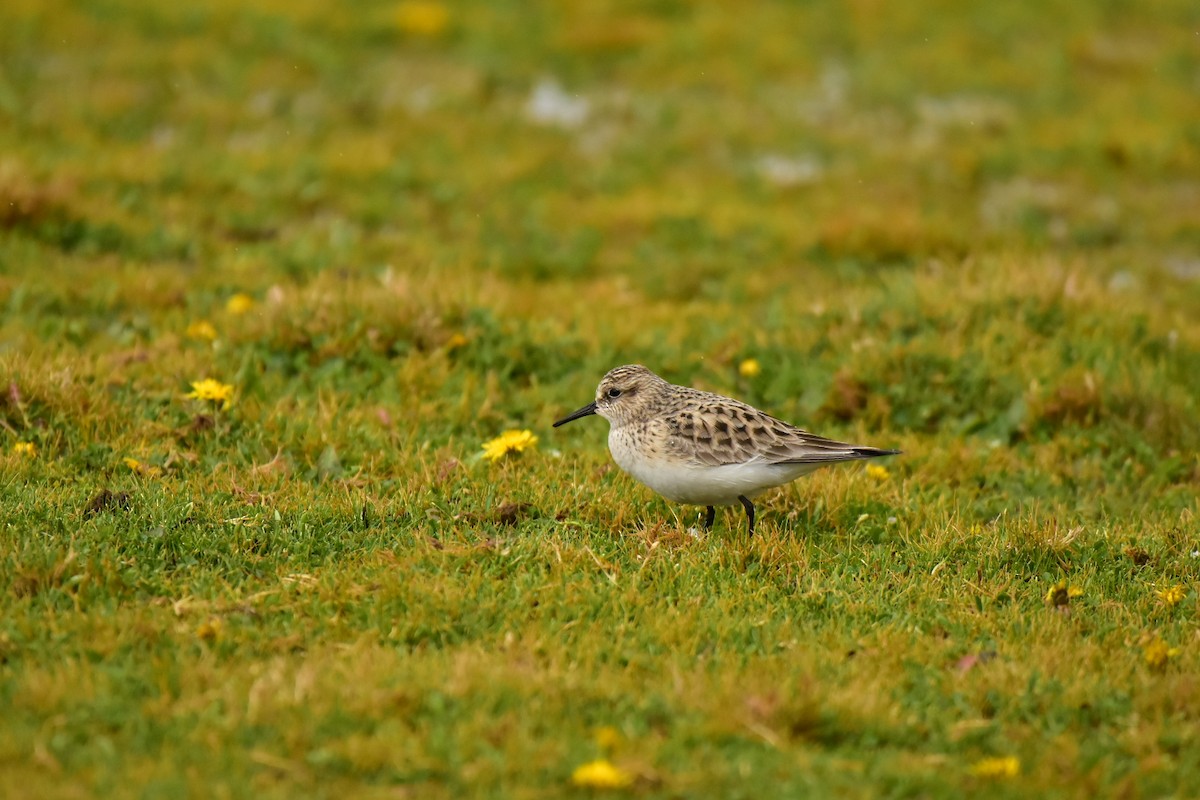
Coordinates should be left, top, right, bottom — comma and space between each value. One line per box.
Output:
2, 1, 1199, 797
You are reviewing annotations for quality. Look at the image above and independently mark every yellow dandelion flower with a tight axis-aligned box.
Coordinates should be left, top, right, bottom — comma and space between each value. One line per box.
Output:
123, 457, 162, 477
196, 618, 222, 642
186, 320, 218, 341
395, 1, 450, 37
446, 332, 469, 351
1155, 585, 1187, 607
1143, 638, 1179, 672
13, 441, 37, 457
481, 429, 538, 462
570, 759, 633, 789
593, 726, 622, 753
738, 358, 761, 378
866, 464, 891, 481
225, 293, 255, 315
185, 378, 235, 410
969, 756, 1020, 778
1044, 580, 1083, 607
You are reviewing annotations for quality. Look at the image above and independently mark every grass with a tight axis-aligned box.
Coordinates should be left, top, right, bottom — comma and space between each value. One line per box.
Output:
2, 0, 1199, 796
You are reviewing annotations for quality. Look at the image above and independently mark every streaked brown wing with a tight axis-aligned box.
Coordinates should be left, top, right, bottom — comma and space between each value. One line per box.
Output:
666, 391, 897, 467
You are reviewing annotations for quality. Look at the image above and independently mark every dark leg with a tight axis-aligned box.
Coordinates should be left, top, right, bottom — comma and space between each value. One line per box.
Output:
703, 505, 716, 531
738, 495, 755, 536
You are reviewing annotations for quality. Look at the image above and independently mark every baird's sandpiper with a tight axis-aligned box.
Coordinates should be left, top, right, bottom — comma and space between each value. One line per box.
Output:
554, 365, 899, 535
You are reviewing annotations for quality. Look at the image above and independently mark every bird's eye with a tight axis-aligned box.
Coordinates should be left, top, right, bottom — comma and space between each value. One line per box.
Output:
606, 388, 623, 399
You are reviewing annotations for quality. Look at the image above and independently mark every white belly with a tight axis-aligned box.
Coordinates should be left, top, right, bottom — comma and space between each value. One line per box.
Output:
608, 430, 820, 506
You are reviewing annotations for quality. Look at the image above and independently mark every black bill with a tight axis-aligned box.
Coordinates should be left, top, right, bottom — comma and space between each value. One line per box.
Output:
553, 401, 598, 427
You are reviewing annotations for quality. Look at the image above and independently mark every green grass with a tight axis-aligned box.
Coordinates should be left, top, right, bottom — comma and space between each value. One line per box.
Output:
2, 0, 1199, 797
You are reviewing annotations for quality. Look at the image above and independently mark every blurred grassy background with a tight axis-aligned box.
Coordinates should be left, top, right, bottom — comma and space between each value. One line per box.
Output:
2, 1, 1198, 797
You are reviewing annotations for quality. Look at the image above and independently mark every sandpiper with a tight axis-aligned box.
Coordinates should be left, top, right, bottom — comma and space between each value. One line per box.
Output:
553, 365, 899, 535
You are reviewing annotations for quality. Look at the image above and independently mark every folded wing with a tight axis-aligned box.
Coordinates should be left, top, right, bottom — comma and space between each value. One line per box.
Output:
669, 395, 899, 467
